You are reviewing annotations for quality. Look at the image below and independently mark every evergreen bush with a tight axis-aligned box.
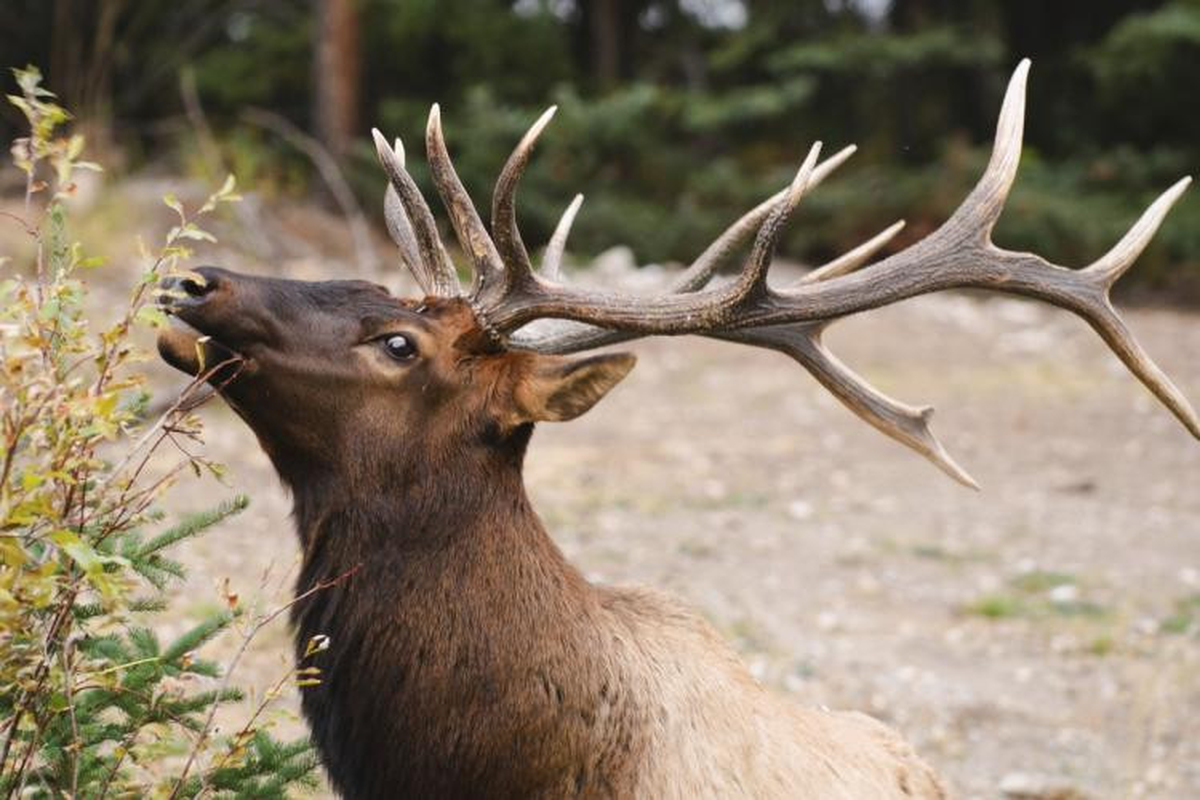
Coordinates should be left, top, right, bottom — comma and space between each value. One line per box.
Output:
0, 66, 319, 799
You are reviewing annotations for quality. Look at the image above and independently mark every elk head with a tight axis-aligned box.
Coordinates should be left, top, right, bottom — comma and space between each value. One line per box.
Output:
159, 60, 1197, 491
156, 267, 635, 487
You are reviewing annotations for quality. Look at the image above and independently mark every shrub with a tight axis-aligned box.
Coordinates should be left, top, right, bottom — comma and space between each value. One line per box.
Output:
0, 66, 318, 798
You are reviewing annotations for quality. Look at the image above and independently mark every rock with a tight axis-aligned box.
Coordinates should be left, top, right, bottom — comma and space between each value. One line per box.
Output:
591, 246, 638, 279
787, 499, 814, 520
999, 771, 1088, 799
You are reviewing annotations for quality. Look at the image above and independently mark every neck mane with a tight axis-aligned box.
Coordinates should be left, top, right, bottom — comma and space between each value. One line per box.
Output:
277, 427, 633, 798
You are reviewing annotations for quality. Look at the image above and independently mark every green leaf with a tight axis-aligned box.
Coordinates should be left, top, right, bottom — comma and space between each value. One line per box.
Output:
135, 305, 168, 329
162, 610, 236, 663
50, 529, 103, 575
140, 495, 249, 557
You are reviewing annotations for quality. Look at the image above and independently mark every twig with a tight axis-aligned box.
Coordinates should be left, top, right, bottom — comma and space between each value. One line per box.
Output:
0, 210, 36, 237
60, 642, 80, 798
167, 564, 362, 799
201, 662, 296, 792
94, 356, 244, 496
10, 713, 43, 800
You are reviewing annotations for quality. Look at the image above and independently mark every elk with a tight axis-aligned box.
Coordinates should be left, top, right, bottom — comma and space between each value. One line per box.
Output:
157, 60, 1195, 798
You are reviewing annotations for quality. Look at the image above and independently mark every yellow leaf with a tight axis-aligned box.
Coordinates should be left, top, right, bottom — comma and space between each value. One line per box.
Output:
162, 193, 184, 218
0, 539, 27, 569
96, 392, 119, 417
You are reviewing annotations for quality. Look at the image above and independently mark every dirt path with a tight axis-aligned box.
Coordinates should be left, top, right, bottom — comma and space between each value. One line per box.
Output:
157, 280, 1199, 799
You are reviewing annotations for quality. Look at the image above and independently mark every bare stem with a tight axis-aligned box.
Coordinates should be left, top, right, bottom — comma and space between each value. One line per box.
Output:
167, 564, 362, 799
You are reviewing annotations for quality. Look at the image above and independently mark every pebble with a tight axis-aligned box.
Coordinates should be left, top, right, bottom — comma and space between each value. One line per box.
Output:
999, 771, 1087, 799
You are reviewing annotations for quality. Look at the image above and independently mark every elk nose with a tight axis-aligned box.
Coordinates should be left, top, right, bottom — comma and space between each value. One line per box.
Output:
159, 269, 221, 307
180, 275, 212, 297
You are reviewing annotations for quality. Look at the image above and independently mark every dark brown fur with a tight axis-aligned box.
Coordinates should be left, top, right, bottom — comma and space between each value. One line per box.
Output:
160, 268, 648, 797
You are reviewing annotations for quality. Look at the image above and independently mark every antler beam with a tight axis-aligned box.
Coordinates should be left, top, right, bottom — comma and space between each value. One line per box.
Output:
475, 60, 1199, 441
373, 59, 1197, 486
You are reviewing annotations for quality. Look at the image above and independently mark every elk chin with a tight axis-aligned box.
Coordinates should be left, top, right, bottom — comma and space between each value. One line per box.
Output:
157, 318, 241, 380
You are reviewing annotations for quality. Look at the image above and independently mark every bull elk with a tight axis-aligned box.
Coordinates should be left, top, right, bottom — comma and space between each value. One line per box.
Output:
157, 60, 1195, 798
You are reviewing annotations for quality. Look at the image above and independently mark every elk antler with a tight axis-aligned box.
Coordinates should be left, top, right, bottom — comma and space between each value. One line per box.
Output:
373, 59, 1197, 486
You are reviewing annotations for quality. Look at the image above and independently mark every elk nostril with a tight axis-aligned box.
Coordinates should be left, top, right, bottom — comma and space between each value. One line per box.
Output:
181, 277, 214, 297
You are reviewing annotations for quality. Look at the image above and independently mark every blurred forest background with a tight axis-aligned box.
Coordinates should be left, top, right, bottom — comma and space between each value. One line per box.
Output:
2, 0, 1199, 297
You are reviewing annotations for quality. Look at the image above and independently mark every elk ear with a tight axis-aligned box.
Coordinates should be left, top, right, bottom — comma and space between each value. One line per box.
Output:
512, 352, 636, 423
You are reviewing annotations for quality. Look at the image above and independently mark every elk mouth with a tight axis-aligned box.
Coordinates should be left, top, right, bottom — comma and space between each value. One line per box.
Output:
155, 270, 250, 382
155, 315, 239, 376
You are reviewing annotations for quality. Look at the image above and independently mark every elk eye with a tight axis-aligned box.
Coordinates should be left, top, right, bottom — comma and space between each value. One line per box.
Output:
382, 334, 417, 361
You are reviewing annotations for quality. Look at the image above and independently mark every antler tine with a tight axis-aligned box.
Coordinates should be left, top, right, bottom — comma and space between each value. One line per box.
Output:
794, 220, 906, 286
715, 325, 979, 488
671, 144, 857, 294
372, 128, 462, 297
1074, 176, 1198, 436
733, 142, 823, 299
946, 58, 1027, 240
1085, 176, 1192, 287
426, 104, 506, 293
377, 134, 431, 292
486, 106, 558, 301
383, 186, 427, 290
542, 193, 584, 281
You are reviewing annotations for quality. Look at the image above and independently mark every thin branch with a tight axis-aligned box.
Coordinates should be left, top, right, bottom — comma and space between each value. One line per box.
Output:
167, 564, 362, 799
94, 356, 244, 496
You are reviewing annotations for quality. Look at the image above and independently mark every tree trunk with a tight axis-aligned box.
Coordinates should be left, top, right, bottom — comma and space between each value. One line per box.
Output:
588, 0, 621, 89
314, 0, 360, 158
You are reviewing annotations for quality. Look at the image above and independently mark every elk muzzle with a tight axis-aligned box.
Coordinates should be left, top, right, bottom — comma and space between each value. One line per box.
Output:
156, 266, 269, 379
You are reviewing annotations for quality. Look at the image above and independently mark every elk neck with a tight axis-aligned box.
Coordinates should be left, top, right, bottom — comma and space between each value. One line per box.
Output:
279, 419, 584, 600
280, 419, 552, 563
273, 421, 627, 796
